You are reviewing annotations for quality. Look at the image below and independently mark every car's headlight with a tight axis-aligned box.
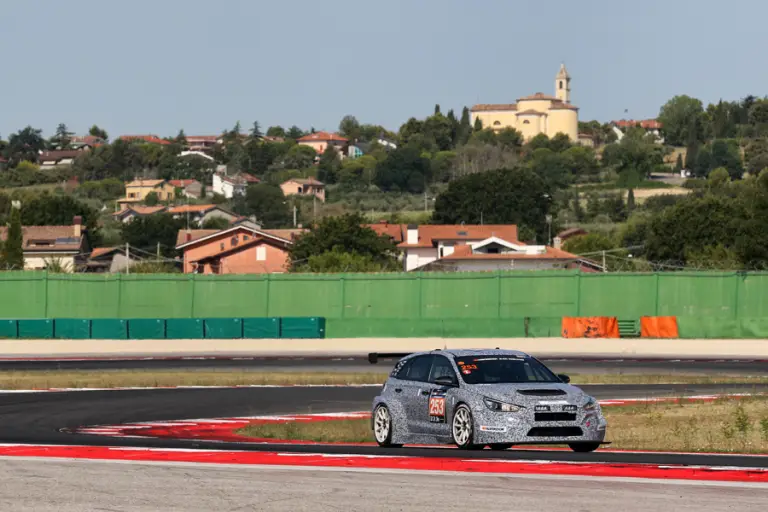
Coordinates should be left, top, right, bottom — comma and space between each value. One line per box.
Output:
483, 397, 522, 412
583, 398, 598, 411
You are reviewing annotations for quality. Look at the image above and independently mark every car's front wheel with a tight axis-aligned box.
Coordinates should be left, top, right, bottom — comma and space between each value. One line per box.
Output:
452, 404, 478, 449
568, 442, 601, 453
373, 404, 401, 447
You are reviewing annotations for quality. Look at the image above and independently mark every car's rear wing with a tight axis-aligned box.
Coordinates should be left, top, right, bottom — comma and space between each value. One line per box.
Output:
367, 352, 411, 364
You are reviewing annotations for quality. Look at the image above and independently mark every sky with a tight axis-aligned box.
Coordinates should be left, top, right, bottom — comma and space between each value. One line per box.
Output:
2, 0, 766, 138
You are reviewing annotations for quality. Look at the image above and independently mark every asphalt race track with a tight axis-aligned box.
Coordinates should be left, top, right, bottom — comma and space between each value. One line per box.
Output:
0, 356, 766, 375
1, 383, 767, 468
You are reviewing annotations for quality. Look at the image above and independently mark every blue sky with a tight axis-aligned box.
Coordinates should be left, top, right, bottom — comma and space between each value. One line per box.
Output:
2, 0, 765, 138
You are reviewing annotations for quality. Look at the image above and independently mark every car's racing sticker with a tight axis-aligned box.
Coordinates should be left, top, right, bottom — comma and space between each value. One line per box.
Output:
479, 426, 507, 433
428, 389, 447, 423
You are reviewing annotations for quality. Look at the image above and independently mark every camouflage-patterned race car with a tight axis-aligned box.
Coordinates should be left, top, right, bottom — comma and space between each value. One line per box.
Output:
369, 349, 607, 452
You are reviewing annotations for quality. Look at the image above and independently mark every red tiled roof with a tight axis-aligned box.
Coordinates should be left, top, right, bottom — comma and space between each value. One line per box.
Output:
167, 204, 217, 214
517, 92, 562, 102
125, 179, 166, 188
369, 224, 519, 248
0, 225, 84, 252
471, 103, 518, 112
90, 247, 118, 259
442, 244, 580, 261
175, 226, 302, 248
240, 173, 260, 183
119, 135, 171, 145
190, 236, 290, 264
548, 103, 579, 111
168, 179, 200, 188
297, 131, 348, 143
285, 178, 324, 186
613, 119, 662, 130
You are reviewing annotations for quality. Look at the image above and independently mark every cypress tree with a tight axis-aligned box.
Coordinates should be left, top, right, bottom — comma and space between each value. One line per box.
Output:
473, 117, 483, 132
2, 204, 24, 270
627, 188, 636, 211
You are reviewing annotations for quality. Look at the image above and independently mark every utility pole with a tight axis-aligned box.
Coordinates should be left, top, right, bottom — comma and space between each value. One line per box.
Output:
125, 243, 130, 274
602, 250, 607, 273
424, 191, 427, 212
157, 242, 161, 262
293, 205, 297, 228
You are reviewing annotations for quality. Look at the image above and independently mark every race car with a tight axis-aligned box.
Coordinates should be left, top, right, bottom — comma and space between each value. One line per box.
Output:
369, 349, 607, 452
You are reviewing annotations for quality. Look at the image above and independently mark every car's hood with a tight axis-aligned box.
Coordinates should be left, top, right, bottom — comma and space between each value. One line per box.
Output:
465, 382, 591, 406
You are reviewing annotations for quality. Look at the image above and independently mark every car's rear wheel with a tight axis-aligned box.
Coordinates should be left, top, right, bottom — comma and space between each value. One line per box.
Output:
373, 404, 401, 447
489, 443, 513, 451
452, 404, 478, 449
568, 442, 601, 453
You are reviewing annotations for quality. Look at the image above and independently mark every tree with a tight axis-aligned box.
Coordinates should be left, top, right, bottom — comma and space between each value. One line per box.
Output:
250, 121, 263, 139
174, 129, 187, 146
338, 115, 361, 141
549, 133, 572, 153
658, 95, 705, 146
457, 107, 472, 145
4, 126, 46, 166
1, 204, 24, 270
432, 167, 554, 241
434, 104, 441, 115
89, 125, 109, 141
50, 123, 73, 149
693, 139, 744, 179
283, 144, 317, 169
496, 128, 524, 150
266, 126, 286, 138
289, 213, 397, 271
450, 143, 519, 179
473, 117, 483, 131
745, 138, 768, 174
627, 188, 636, 211
601, 130, 664, 179
201, 217, 231, 230
317, 145, 341, 184
562, 233, 617, 255
20, 194, 100, 243
232, 183, 291, 228
286, 126, 305, 140
338, 154, 377, 187
296, 249, 397, 273
527, 148, 571, 189
374, 147, 432, 193
121, 214, 184, 257
674, 153, 683, 172
708, 167, 731, 188
562, 146, 600, 181
144, 191, 160, 206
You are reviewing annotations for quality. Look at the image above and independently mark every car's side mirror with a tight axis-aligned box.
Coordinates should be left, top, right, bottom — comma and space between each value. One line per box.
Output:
557, 374, 571, 384
434, 375, 458, 387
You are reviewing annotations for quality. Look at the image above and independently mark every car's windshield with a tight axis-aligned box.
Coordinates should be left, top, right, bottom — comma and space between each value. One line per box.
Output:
453, 355, 561, 384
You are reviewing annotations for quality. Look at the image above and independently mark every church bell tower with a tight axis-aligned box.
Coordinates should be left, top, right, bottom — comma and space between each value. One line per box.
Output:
555, 63, 571, 103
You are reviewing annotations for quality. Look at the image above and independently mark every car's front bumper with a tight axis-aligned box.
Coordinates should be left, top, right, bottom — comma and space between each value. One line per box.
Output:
471, 406, 607, 444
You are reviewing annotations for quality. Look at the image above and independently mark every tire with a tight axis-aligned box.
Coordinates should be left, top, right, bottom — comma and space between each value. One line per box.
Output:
489, 443, 513, 451
372, 404, 402, 447
568, 442, 601, 453
452, 404, 478, 449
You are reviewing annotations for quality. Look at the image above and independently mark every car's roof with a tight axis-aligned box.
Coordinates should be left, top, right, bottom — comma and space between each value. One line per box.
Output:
415, 348, 530, 358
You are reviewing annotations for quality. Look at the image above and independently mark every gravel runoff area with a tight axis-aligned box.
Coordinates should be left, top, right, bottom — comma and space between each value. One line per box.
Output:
239, 396, 768, 454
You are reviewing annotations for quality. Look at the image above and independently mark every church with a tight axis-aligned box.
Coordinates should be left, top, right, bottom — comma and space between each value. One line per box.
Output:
470, 64, 578, 141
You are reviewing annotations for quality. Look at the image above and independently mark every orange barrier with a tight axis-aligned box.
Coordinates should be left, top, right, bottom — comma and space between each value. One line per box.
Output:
561, 317, 620, 338
640, 316, 679, 338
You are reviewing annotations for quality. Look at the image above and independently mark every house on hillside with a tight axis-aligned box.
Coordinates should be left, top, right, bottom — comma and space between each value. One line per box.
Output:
280, 178, 325, 202
0, 216, 90, 272
367, 222, 600, 272
185, 135, 220, 153
610, 119, 663, 142
112, 205, 168, 224
167, 204, 239, 227
211, 170, 260, 199
175, 226, 304, 274
116, 179, 176, 208
85, 246, 140, 273
38, 150, 83, 169
119, 135, 171, 145
168, 179, 204, 199
297, 132, 348, 154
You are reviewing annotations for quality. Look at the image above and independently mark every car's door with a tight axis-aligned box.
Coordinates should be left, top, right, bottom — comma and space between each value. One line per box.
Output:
396, 355, 435, 433
420, 354, 459, 437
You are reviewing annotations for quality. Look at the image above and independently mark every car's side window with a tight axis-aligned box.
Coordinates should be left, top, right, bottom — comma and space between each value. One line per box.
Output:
404, 355, 434, 382
428, 355, 457, 383
392, 358, 414, 379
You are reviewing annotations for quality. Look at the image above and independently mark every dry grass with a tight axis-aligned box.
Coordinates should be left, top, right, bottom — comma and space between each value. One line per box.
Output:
0, 371, 389, 389
605, 396, 768, 454
568, 374, 768, 385
241, 419, 373, 443
238, 397, 768, 453
0, 371, 765, 390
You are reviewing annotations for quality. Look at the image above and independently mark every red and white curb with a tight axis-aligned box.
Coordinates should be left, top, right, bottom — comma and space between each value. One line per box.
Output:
0, 444, 765, 483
